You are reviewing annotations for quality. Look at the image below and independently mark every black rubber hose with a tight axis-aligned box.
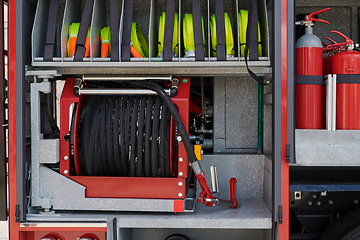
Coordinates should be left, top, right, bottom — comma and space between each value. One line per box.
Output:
106, 97, 117, 176
136, 98, 146, 177
151, 97, 161, 177
112, 98, 121, 175
119, 96, 128, 176
45, 93, 60, 137
79, 98, 92, 175
144, 96, 153, 177
129, 97, 138, 177
124, 96, 133, 175
164, 108, 171, 177
89, 97, 102, 176
99, 97, 109, 176
132, 82, 198, 163
159, 104, 167, 177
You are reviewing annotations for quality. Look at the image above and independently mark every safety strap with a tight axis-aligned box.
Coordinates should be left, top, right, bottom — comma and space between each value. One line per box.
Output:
74, 0, 94, 61
214, 0, 226, 61
110, 0, 119, 61
43, 0, 59, 61
121, 0, 134, 61
244, 0, 269, 85
336, 74, 360, 84
295, 75, 323, 85
163, 0, 175, 61
192, 0, 204, 61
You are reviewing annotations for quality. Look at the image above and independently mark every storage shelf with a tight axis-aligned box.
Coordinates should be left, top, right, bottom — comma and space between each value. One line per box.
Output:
26, 199, 272, 229
292, 129, 360, 167
30, 61, 272, 76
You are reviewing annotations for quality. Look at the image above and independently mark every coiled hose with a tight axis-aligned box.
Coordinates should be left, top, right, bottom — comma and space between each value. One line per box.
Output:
78, 94, 171, 177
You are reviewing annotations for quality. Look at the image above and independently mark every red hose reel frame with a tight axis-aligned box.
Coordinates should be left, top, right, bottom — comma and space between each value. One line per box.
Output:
60, 78, 191, 208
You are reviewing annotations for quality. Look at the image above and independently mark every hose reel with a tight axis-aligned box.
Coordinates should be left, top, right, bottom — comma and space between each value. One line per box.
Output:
78, 95, 172, 177
60, 77, 238, 210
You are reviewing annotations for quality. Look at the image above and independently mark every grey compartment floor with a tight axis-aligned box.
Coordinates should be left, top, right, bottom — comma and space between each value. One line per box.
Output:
27, 200, 271, 230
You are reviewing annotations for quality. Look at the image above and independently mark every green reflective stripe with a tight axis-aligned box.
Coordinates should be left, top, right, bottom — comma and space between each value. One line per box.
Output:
183, 14, 195, 53
69, 23, 80, 36
210, 13, 234, 57
239, 10, 262, 57
225, 13, 234, 56
183, 14, 206, 56
86, 26, 91, 38
101, 26, 111, 52
158, 12, 179, 57
131, 22, 149, 57
67, 23, 80, 57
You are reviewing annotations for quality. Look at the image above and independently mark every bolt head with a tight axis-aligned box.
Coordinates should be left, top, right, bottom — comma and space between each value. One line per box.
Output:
355, 200, 359, 204
312, 194, 317, 199
178, 182, 183, 186
64, 156, 68, 160
177, 136, 182, 142
178, 193, 183, 197
329, 200, 333, 205
308, 201, 312, 206
64, 170, 68, 174
316, 201, 321, 206
179, 157, 183, 162
179, 172, 183, 176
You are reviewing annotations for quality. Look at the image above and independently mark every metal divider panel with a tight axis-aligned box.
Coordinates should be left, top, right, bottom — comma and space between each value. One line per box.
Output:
91, 0, 106, 60
61, 0, 82, 60
149, 0, 157, 59
32, 0, 50, 61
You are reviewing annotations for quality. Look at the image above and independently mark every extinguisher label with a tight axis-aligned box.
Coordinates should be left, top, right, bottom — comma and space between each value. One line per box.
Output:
295, 75, 323, 85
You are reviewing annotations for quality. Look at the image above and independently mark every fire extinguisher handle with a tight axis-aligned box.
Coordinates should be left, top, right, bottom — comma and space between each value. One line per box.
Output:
325, 42, 347, 50
311, 18, 330, 25
306, 7, 331, 20
323, 37, 337, 45
330, 30, 354, 45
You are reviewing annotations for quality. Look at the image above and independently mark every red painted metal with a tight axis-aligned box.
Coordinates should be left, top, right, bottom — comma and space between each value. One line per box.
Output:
173, 200, 184, 213
332, 49, 360, 129
33, 231, 105, 240
295, 48, 323, 76
59, 77, 190, 203
196, 171, 217, 207
279, 0, 289, 238
230, 178, 238, 208
323, 54, 334, 75
295, 47, 324, 129
60, 78, 78, 176
69, 176, 186, 199
173, 78, 190, 179
41, 233, 64, 240
8, 0, 22, 238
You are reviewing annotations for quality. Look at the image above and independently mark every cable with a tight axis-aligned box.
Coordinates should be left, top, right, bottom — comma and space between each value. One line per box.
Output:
45, 93, 60, 137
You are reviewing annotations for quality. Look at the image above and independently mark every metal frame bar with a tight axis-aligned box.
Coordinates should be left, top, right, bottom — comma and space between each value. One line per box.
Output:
15, 0, 26, 223
0, 0, 7, 221
287, 0, 295, 163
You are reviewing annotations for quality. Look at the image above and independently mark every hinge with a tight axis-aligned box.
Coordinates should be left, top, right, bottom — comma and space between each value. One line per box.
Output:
278, 205, 283, 224
15, 204, 20, 222
286, 144, 290, 163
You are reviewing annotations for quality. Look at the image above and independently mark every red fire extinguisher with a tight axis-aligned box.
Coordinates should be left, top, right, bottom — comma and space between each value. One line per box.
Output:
295, 7, 330, 129
327, 31, 360, 129
323, 37, 341, 76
